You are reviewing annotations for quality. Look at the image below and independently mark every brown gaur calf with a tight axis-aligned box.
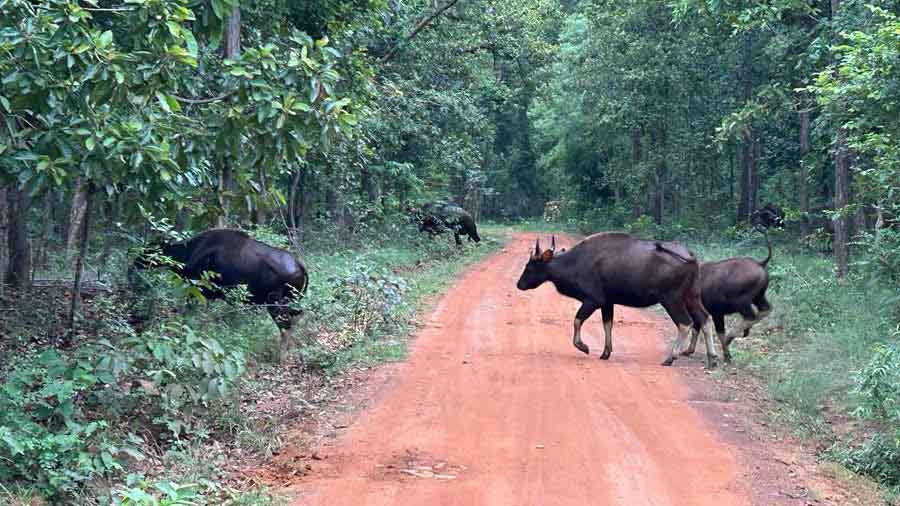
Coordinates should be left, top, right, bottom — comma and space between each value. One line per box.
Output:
516, 233, 717, 368
683, 233, 772, 363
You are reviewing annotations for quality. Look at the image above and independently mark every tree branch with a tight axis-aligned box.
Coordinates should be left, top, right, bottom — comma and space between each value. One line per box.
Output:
459, 42, 495, 55
171, 92, 235, 105
380, 0, 461, 63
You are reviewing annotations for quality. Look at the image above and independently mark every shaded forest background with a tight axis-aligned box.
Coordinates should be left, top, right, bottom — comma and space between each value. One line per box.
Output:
3, 0, 900, 504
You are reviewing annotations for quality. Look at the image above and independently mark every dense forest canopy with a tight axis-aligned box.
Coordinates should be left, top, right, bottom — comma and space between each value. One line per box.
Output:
4, 0, 900, 282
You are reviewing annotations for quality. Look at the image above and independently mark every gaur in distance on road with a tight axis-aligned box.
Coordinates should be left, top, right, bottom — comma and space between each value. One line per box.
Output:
516, 233, 718, 368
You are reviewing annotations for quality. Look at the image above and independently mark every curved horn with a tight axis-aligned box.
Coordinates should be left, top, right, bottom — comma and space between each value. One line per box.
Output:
534, 238, 541, 257
551, 236, 556, 252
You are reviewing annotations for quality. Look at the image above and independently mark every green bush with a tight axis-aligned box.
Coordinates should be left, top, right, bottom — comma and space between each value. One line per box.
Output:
835, 341, 900, 490
835, 434, 900, 490
114, 322, 248, 439
0, 348, 139, 499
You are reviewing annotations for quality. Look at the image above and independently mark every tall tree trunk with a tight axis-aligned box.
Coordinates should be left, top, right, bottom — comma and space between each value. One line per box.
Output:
728, 143, 735, 203
0, 186, 7, 291
799, 106, 811, 236
289, 166, 302, 232
833, 128, 851, 279
255, 162, 268, 225
226, 5, 241, 59
831, 0, 851, 279
738, 131, 757, 222
216, 5, 241, 228
39, 194, 53, 271
751, 136, 760, 214
97, 200, 118, 281
651, 173, 664, 225
631, 127, 642, 218
6, 187, 31, 288
361, 167, 378, 205
66, 177, 88, 260
68, 183, 93, 333
217, 164, 232, 228
737, 30, 755, 222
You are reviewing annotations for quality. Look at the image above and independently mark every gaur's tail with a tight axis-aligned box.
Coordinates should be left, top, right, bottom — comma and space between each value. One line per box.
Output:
758, 228, 773, 268
472, 224, 481, 242
655, 242, 696, 263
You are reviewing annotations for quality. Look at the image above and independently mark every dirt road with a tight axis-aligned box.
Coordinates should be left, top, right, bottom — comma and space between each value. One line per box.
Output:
291, 233, 747, 505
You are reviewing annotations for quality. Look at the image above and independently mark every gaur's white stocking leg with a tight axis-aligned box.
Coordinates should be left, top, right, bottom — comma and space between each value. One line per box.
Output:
682, 327, 700, 356
572, 302, 598, 355
599, 304, 614, 360
663, 323, 691, 366
717, 327, 730, 362
701, 321, 717, 369
572, 319, 589, 355
601, 319, 613, 360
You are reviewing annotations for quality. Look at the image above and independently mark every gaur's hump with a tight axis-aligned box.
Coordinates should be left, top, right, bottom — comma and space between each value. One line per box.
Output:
565, 232, 633, 251
583, 232, 633, 243
654, 241, 695, 262
195, 228, 251, 239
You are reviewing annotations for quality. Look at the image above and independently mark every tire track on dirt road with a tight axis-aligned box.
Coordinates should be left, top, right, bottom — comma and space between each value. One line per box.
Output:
289, 233, 748, 506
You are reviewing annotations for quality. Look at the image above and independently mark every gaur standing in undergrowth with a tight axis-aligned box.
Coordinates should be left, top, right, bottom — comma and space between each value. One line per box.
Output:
132, 229, 308, 358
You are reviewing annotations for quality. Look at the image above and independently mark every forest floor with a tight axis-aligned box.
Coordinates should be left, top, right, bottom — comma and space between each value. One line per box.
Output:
243, 232, 884, 506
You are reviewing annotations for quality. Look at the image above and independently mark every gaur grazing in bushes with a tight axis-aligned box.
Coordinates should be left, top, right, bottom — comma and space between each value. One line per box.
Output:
751, 202, 785, 229
132, 229, 308, 355
516, 233, 718, 368
683, 232, 773, 363
408, 202, 481, 245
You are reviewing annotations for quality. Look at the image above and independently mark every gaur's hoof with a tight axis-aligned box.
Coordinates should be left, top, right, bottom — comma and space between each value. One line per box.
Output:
661, 357, 675, 366
680, 349, 695, 357
574, 341, 590, 355
599, 349, 611, 360
705, 356, 718, 370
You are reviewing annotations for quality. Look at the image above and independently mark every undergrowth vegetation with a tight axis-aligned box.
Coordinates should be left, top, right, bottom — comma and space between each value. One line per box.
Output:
0, 223, 504, 505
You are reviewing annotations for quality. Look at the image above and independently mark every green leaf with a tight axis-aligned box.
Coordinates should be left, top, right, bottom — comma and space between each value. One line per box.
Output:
166, 21, 181, 37
86, 137, 96, 151
157, 92, 172, 113
183, 30, 198, 58
99, 30, 113, 47
309, 78, 320, 103
211, 0, 227, 19
0, 95, 9, 112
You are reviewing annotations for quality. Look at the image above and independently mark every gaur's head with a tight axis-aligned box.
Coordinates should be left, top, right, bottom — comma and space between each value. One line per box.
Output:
516, 237, 556, 290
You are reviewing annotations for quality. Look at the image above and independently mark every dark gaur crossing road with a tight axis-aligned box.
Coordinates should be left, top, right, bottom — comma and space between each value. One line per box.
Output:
290, 233, 748, 506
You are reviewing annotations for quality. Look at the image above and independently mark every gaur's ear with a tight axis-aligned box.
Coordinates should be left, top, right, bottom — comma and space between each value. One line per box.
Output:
540, 250, 554, 262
